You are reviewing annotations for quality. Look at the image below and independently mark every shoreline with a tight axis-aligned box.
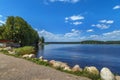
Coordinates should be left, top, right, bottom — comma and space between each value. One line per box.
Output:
38, 44, 120, 75
0, 47, 120, 80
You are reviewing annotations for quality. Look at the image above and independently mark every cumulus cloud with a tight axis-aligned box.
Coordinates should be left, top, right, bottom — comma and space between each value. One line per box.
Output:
64, 29, 81, 37
88, 30, 120, 41
0, 15, 5, 26
0, 20, 5, 25
37, 29, 120, 41
113, 5, 120, 10
99, 20, 114, 24
92, 24, 110, 29
48, 0, 80, 3
38, 29, 83, 41
86, 29, 94, 32
72, 21, 82, 25
103, 30, 120, 39
92, 19, 114, 29
65, 15, 84, 26
65, 15, 84, 21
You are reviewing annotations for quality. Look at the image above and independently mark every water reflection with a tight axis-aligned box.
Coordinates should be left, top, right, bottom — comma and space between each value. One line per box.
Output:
37, 44, 120, 74
37, 45, 44, 58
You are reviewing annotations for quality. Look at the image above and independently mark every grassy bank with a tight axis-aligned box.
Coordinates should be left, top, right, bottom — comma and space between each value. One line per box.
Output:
0, 46, 101, 80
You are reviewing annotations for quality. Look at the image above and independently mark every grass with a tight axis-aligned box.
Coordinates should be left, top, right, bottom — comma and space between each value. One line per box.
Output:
14, 46, 36, 55
56, 67, 101, 80
0, 47, 101, 80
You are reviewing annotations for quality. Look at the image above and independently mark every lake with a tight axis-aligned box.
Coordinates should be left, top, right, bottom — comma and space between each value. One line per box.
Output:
37, 44, 120, 74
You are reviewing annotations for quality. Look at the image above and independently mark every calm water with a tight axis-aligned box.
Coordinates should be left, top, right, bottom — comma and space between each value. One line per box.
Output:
37, 44, 120, 74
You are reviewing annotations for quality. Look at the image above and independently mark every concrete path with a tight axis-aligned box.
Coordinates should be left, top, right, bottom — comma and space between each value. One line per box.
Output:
0, 53, 91, 80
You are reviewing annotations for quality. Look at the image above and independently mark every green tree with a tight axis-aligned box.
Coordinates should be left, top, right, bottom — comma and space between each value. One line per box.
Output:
2, 16, 39, 46
39, 36, 45, 44
0, 25, 5, 39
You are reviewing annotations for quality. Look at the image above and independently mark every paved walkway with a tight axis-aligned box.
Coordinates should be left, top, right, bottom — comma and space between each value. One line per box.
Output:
0, 53, 91, 80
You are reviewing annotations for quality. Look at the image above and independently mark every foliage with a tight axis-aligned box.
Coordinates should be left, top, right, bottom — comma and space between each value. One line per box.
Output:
80, 40, 120, 44
0, 25, 5, 39
14, 46, 35, 55
45, 40, 120, 44
1, 16, 39, 46
80, 40, 104, 44
57, 68, 101, 80
82, 71, 101, 80
39, 36, 45, 44
26, 58, 49, 66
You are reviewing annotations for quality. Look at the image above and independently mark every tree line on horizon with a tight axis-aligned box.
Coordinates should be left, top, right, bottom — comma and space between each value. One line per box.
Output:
45, 40, 120, 44
80, 40, 120, 44
0, 16, 40, 46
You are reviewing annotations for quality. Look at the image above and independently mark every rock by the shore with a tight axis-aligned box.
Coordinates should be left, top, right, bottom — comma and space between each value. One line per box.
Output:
43, 59, 48, 62
3, 47, 12, 51
22, 54, 35, 58
53, 61, 68, 68
115, 76, 120, 80
84, 66, 99, 75
8, 51, 16, 54
22, 54, 29, 58
49, 60, 70, 69
64, 66, 71, 71
100, 67, 115, 80
60, 62, 69, 68
72, 64, 82, 72
49, 60, 56, 65
29, 54, 35, 58
39, 56, 44, 61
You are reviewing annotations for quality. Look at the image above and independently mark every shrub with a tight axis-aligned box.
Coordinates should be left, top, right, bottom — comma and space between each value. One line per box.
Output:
15, 46, 35, 55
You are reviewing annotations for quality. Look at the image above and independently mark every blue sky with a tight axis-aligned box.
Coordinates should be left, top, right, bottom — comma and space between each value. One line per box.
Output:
0, 0, 120, 41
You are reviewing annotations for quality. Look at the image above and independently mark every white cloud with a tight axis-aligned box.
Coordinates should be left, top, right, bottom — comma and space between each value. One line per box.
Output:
88, 30, 120, 41
64, 29, 81, 37
103, 30, 120, 38
92, 24, 110, 29
87, 35, 100, 40
113, 5, 120, 10
106, 20, 114, 24
37, 29, 120, 41
49, 0, 80, 3
0, 20, 5, 26
65, 17, 69, 21
0, 15, 5, 26
87, 29, 94, 32
65, 15, 84, 26
38, 29, 83, 41
92, 19, 114, 29
66, 15, 84, 21
99, 20, 114, 24
72, 21, 82, 25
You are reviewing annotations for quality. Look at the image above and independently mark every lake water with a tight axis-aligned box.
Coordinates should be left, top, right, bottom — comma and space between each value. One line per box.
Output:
37, 44, 120, 74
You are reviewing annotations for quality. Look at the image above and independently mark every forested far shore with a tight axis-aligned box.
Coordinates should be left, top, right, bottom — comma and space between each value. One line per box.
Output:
45, 40, 120, 44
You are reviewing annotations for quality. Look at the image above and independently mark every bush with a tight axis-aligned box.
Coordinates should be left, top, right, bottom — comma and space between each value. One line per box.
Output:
15, 46, 35, 55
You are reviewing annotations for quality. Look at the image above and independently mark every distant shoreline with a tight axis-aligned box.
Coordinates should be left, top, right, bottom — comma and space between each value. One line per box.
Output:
45, 40, 120, 44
